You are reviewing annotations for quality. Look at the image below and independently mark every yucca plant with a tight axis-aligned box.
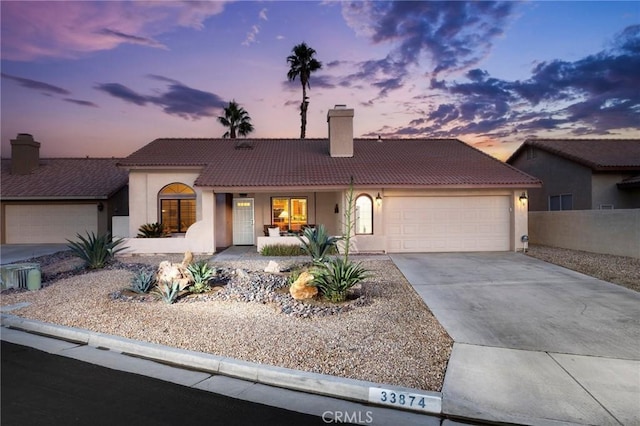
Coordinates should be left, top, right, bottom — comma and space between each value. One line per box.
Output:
66, 231, 126, 269
137, 222, 170, 238
298, 224, 342, 264
312, 257, 369, 303
130, 270, 155, 294
154, 281, 181, 304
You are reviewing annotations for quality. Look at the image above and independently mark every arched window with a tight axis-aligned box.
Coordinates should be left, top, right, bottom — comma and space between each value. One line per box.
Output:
159, 183, 196, 233
355, 194, 373, 235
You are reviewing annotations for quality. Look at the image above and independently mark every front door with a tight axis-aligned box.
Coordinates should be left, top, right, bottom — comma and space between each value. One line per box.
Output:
232, 198, 255, 245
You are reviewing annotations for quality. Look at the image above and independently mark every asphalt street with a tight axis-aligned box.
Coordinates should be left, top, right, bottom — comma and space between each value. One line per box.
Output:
1, 341, 349, 426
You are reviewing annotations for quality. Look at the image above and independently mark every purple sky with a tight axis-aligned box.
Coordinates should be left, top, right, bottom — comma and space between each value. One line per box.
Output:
1, 1, 638, 160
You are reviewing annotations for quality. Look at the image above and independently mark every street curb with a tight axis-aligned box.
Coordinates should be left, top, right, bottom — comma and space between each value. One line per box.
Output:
1, 314, 442, 415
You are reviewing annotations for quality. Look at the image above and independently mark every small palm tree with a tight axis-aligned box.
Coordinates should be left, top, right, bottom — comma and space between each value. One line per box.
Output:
217, 100, 254, 138
287, 42, 322, 139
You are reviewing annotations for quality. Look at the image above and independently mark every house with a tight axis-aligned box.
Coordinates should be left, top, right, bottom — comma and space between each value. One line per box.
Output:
117, 106, 540, 254
0, 134, 129, 243
507, 139, 640, 211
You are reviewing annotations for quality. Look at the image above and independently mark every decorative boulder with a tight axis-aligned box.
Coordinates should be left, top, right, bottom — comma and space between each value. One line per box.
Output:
289, 271, 318, 300
264, 261, 280, 274
156, 254, 194, 291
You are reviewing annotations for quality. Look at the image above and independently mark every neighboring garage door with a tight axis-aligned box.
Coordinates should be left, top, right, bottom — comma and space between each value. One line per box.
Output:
386, 196, 510, 252
5, 204, 98, 243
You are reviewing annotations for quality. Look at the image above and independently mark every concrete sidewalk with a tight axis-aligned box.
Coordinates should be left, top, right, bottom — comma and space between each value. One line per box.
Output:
390, 252, 640, 426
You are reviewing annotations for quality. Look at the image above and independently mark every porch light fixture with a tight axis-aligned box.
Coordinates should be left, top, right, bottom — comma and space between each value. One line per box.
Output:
519, 192, 528, 205
334, 203, 339, 214
97, 202, 104, 212
376, 192, 383, 206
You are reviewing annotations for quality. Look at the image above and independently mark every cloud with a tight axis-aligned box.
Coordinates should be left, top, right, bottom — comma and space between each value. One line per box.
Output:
259, 8, 268, 21
1, 72, 70, 95
149, 83, 226, 119
97, 29, 167, 50
242, 25, 260, 46
96, 76, 226, 120
64, 98, 99, 108
377, 24, 640, 141
95, 83, 148, 106
339, 1, 515, 99
0, 1, 228, 61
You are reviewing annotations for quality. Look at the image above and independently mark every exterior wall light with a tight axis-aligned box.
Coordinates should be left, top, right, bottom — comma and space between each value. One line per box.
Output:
519, 192, 528, 205
376, 192, 383, 206
97, 202, 104, 212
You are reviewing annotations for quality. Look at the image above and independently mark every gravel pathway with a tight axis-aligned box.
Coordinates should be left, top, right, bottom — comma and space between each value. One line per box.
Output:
1, 253, 453, 392
526, 245, 640, 292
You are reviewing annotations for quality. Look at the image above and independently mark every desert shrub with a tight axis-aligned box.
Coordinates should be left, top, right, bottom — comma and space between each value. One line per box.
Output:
154, 281, 180, 304
187, 260, 215, 293
298, 224, 342, 264
260, 244, 305, 256
312, 257, 369, 303
137, 222, 169, 238
130, 270, 155, 294
66, 231, 126, 269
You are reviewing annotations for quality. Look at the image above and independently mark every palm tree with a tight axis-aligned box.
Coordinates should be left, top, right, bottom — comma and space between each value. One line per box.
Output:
217, 100, 254, 138
286, 42, 322, 139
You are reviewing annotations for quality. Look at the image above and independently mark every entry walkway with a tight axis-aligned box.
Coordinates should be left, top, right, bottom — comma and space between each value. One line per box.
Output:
390, 252, 640, 426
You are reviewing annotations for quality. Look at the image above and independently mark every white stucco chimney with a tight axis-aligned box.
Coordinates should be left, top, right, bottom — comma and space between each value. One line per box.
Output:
10, 133, 41, 175
327, 105, 354, 157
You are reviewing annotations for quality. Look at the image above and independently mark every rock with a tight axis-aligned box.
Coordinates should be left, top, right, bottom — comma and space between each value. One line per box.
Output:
289, 271, 318, 300
264, 261, 280, 274
181, 251, 193, 267
235, 268, 250, 280
156, 260, 193, 291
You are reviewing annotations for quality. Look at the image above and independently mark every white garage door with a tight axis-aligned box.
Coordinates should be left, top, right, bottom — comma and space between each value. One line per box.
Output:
5, 204, 98, 243
386, 196, 510, 253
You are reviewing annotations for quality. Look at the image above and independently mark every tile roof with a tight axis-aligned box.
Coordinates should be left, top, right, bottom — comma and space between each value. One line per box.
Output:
1, 158, 128, 199
119, 138, 540, 190
507, 139, 640, 171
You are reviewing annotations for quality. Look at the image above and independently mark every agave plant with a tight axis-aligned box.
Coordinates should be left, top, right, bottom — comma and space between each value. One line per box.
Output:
312, 257, 369, 303
66, 231, 126, 269
129, 270, 155, 294
298, 224, 342, 264
154, 281, 181, 304
187, 260, 216, 293
137, 222, 170, 238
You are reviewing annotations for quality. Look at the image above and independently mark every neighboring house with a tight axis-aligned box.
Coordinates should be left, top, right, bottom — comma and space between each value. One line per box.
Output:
117, 106, 540, 254
0, 133, 129, 244
507, 139, 640, 211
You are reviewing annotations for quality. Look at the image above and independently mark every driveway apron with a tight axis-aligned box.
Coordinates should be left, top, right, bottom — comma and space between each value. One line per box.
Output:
390, 252, 640, 426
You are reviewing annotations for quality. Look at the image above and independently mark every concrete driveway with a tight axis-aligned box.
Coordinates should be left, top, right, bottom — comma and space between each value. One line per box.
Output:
0, 244, 69, 265
390, 252, 640, 426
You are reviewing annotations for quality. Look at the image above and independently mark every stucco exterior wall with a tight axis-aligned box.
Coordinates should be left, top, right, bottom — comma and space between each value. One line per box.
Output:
124, 170, 215, 254
529, 210, 640, 258
510, 149, 592, 211
592, 173, 639, 209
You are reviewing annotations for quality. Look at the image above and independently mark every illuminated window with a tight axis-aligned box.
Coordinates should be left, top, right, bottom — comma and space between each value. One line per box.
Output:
355, 195, 373, 234
159, 183, 196, 233
272, 197, 307, 232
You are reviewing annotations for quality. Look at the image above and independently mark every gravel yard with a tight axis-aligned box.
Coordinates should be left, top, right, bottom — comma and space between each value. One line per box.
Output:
1, 252, 453, 392
526, 245, 640, 292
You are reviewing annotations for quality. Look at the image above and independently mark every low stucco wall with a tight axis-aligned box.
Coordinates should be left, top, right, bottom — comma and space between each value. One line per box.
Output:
529, 209, 640, 259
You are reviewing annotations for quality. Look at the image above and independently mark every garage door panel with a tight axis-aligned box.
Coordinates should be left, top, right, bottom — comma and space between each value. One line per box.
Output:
6, 204, 98, 243
385, 196, 510, 253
